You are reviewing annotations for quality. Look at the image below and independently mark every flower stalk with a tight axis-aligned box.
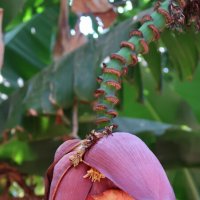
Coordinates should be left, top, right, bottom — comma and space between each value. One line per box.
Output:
45, 1, 187, 199
69, 0, 186, 172
94, 0, 186, 129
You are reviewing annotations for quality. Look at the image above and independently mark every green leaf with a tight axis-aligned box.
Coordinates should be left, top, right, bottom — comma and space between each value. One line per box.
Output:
143, 42, 162, 90
155, 129, 200, 168
0, 139, 36, 165
20, 115, 71, 140
168, 168, 200, 200
0, 16, 139, 134
0, 138, 61, 175
1, 9, 200, 135
133, 64, 144, 102
0, 0, 26, 28
161, 31, 199, 80
125, 63, 144, 103
174, 65, 200, 124
120, 65, 200, 127
114, 116, 174, 135
2, 6, 59, 86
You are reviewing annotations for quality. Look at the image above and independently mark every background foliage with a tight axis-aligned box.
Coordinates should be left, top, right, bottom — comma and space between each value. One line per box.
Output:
0, 0, 200, 199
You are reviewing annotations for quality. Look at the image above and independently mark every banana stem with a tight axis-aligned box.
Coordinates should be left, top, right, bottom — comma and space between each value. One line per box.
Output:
94, 0, 184, 129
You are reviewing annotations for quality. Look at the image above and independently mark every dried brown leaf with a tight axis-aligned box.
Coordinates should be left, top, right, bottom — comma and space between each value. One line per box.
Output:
0, 8, 4, 69
53, 23, 87, 59
55, 108, 64, 125
0, 163, 43, 199
72, 0, 117, 28
27, 108, 38, 116
72, 0, 113, 13
53, 0, 87, 59
63, 23, 87, 54
95, 9, 117, 28
15, 125, 25, 132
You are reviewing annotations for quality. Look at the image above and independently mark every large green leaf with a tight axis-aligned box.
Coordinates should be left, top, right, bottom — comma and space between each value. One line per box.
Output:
161, 30, 200, 80
0, 138, 61, 175
143, 42, 162, 90
0, 8, 200, 135
114, 117, 174, 135
2, 6, 59, 87
0, 16, 139, 134
121, 65, 200, 128
168, 168, 200, 200
0, 0, 26, 28
154, 129, 200, 168
174, 66, 200, 123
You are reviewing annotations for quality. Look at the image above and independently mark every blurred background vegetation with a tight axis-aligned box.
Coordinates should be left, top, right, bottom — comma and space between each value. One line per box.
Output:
0, 0, 200, 199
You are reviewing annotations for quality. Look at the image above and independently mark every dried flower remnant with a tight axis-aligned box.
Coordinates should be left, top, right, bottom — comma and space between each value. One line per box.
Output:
184, 0, 200, 31
83, 168, 105, 182
168, 1, 185, 31
69, 126, 115, 167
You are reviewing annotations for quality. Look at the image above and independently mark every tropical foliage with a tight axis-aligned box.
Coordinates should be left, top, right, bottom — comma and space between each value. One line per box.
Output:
0, 0, 200, 199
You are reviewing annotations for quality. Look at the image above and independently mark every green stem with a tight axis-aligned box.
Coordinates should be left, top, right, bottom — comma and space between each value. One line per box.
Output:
183, 168, 200, 200
94, 0, 183, 129
144, 100, 162, 122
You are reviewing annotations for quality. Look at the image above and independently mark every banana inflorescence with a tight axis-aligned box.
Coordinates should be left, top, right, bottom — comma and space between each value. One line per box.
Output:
93, 0, 186, 129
